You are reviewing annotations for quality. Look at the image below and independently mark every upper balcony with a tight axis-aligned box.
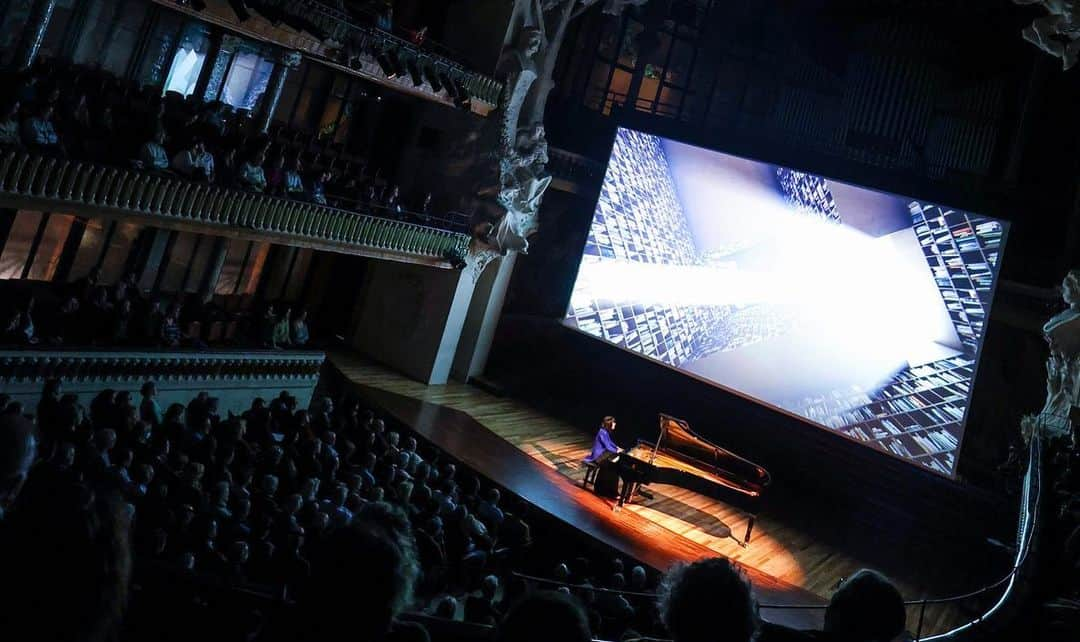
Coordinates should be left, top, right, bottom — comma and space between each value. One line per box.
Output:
162, 0, 503, 113
0, 150, 471, 268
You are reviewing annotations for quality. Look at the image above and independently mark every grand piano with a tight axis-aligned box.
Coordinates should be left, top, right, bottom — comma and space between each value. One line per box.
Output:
615, 414, 771, 546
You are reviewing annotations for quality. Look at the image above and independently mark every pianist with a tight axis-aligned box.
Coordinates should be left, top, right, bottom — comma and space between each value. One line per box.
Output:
586, 416, 622, 464
586, 416, 622, 498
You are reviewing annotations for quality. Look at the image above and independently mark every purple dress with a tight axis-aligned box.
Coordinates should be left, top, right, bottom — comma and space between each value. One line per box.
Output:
585, 427, 619, 463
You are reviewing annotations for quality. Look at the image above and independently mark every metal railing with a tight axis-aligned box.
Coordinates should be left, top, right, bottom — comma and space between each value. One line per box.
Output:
0, 150, 471, 264
246, 0, 503, 106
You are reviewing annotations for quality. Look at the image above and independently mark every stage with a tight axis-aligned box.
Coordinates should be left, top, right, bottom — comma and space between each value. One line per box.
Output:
329, 352, 975, 635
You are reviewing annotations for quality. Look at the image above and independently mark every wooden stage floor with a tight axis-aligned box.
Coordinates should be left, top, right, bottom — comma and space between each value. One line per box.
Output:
330, 353, 969, 635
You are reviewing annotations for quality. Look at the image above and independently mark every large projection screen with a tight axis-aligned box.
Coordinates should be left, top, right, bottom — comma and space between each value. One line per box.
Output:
563, 128, 1008, 477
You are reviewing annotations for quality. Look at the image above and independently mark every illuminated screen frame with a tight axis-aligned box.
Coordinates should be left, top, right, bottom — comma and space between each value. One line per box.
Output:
561, 127, 1009, 478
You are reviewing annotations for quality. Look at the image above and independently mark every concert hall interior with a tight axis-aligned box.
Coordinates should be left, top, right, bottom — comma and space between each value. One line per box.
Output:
0, 2, 1078, 642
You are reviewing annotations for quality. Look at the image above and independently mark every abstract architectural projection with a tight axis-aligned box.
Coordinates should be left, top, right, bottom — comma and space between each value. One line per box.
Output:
565, 128, 1007, 476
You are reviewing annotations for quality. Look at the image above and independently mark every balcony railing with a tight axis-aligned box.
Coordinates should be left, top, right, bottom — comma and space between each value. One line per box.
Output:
162, 0, 502, 109
0, 150, 471, 266
266, 0, 502, 106
0, 347, 326, 415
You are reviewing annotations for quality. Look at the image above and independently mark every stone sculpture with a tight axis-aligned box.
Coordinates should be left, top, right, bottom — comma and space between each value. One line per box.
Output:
1015, 0, 1080, 70
1042, 270, 1080, 435
466, 0, 649, 272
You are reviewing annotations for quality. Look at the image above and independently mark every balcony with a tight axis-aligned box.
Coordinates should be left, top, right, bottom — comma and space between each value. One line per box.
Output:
0, 347, 326, 414
0, 150, 471, 268
161, 0, 503, 113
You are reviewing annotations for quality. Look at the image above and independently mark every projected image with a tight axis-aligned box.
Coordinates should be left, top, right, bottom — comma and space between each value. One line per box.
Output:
564, 128, 1007, 476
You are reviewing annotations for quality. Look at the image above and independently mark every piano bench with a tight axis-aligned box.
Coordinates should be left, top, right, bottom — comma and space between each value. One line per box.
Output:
582, 460, 600, 489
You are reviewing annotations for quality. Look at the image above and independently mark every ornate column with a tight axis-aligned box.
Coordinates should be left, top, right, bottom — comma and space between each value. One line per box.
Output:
11, 0, 57, 72
451, 253, 518, 381
192, 30, 224, 103
255, 50, 302, 133
198, 236, 230, 302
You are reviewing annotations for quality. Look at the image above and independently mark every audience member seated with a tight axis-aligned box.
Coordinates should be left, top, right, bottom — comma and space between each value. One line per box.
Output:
0, 100, 22, 147
658, 558, 758, 642
0, 412, 37, 521
0, 62, 459, 233
238, 151, 269, 192
291, 309, 310, 347
138, 127, 171, 172
824, 569, 907, 642
309, 168, 331, 206
465, 574, 501, 625
171, 137, 215, 182
5, 476, 132, 642
0, 368, 926, 642
496, 590, 592, 642
21, 101, 63, 156
266, 504, 425, 642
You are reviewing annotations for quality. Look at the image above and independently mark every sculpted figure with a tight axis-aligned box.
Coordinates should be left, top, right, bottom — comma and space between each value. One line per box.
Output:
1042, 269, 1080, 433
1015, 0, 1080, 69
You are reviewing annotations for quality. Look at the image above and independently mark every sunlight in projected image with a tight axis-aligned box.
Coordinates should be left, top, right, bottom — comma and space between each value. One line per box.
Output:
572, 194, 957, 368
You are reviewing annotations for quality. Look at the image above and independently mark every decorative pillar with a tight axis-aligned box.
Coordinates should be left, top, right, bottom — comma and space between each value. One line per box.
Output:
192, 30, 224, 103
198, 236, 230, 302
451, 253, 517, 381
59, 0, 91, 61
11, 0, 57, 72
255, 50, 302, 133
135, 229, 172, 292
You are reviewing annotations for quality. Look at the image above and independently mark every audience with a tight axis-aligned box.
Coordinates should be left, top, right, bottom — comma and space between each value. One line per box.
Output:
4, 478, 132, 642
658, 558, 758, 642
238, 150, 269, 193
0, 412, 37, 520
292, 309, 310, 347
171, 137, 215, 182
496, 591, 592, 642
0, 62, 466, 232
139, 127, 171, 172
0, 271, 320, 351
824, 570, 907, 642
21, 100, 62, 156
0, 371, 926, 642
0, 100, 21, 147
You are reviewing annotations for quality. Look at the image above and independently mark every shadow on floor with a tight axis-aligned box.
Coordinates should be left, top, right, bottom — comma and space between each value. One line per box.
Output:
529, 441, 583, 478
635, 492, 734, 540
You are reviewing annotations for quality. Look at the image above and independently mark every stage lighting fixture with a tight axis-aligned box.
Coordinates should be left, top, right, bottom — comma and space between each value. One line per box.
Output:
406, 59, 423, 87
376, 52, 399, 78
422, 65, 442, 92
227, 0, 250, 22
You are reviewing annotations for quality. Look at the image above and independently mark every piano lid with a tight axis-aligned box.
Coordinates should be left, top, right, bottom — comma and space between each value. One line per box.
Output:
657, 414, 771, 487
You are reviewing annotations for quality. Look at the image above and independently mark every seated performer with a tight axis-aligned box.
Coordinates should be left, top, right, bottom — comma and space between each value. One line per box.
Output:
586, 416, 622, 498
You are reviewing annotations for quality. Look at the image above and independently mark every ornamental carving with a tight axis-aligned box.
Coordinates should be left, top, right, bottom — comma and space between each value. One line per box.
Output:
467, 1, 650, 278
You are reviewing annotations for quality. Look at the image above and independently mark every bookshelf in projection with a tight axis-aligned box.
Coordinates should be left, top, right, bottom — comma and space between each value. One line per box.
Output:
563, 128, 1007, 476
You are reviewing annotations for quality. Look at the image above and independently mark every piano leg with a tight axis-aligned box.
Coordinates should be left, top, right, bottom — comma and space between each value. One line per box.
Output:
615, 481, 635, 512
740, 516, 756, 548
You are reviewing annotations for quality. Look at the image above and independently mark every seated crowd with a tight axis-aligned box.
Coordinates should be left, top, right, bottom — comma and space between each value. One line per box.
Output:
0, 59, 461, 229
1, 267, 313, 350
0, 375, 915, 642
